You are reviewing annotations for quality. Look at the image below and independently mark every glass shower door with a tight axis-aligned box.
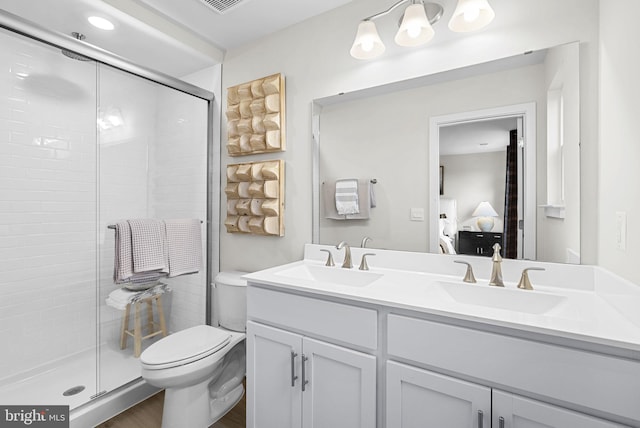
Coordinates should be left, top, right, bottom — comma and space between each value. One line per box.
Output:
97, 64, 209, 394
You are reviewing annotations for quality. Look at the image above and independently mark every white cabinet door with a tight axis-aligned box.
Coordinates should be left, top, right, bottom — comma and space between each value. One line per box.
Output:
386, 361, 491, 428
493, 390, 628, 428
247, 321, 303, 428
302, 337, 376, 428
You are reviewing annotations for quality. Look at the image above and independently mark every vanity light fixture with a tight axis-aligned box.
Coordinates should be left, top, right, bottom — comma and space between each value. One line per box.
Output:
350, 0, 495, 60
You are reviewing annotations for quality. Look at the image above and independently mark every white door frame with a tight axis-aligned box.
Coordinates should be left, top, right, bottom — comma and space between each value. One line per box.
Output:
428, 103, 536, 260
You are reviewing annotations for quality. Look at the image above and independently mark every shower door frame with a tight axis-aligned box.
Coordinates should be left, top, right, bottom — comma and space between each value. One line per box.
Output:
0, 8, 220, 424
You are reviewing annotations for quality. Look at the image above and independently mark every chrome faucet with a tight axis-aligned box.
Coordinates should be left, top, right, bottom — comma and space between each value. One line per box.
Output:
336, 241, 353, 269
361, 236, 372, 248
488, 243, 504, 287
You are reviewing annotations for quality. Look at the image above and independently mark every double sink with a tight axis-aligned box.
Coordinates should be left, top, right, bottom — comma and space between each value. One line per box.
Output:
275, 263, 567, 315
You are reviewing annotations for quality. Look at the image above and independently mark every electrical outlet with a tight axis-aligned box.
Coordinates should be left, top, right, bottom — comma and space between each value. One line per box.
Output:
616, 211, 627, 251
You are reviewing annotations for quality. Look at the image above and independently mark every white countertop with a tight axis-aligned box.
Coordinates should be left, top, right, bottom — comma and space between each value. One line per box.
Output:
244, 245, 640, 356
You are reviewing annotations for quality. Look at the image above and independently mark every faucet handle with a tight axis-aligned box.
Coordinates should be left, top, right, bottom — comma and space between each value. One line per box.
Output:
517, 267, 546, 290
320, 249, 334, 267
454, 260, 477, 283
359, 253, 376, 271
492, 243, 502, 262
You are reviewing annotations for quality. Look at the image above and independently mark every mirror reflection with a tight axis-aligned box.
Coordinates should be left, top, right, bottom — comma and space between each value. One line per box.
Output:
313, 42, 580, 264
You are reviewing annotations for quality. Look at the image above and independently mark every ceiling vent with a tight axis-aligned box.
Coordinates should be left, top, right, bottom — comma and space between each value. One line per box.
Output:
199, 0, 246, 14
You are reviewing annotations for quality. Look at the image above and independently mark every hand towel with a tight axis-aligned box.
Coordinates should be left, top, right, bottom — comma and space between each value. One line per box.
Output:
323, 179, 373, 220
165, 219, 203, 277
128, 219, 168, 273
335, 179, 359, 215
114, 221, 133, 283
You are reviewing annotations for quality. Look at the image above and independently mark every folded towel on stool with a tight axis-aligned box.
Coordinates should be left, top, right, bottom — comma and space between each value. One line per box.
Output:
106, 283, 169, 310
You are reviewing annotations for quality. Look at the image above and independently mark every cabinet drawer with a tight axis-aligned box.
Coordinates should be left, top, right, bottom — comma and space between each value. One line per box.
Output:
248, 285, 377, 350
387, 314, 640, 422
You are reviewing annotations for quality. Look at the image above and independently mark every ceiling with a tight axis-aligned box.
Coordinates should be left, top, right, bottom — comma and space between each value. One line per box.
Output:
440, 117, 518, 156
0, 0, 353, 77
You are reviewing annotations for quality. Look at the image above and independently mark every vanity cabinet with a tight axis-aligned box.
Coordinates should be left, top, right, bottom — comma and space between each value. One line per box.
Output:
247, 321, 376, 428
246, 286, 378, 428
387, 314, 637, 427
387, 361, 625, 428
386, 361, 491, 427
457, 230, 503, 256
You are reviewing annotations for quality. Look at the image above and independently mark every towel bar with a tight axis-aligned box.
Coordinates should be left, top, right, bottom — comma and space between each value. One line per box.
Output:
107, 220, 203, 229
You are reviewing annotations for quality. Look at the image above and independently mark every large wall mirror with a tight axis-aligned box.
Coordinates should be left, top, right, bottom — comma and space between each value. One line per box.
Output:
312, 41, 580, 264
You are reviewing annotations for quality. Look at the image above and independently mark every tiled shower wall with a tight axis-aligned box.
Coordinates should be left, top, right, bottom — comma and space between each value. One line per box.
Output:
0, 30, 98, 379
1, 28, 209, 382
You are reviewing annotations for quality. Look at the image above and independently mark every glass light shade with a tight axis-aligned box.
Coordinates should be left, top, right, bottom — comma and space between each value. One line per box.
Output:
350, 21, 386, 60
448, 0, 495, 32
394, 3, 434, 47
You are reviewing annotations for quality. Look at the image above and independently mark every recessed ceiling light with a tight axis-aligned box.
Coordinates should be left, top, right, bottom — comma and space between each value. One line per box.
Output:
88, 16, 114, 31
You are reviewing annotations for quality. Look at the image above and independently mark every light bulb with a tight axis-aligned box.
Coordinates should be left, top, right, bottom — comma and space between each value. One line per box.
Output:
449, 0, 495, 32
361, 39, 374, 52
463, 6, 480, 22
406, 23, 422, 39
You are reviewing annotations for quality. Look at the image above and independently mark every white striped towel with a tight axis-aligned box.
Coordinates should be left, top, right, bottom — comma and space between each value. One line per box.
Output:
165, 219, 203, 277
128, 219, 168, 273
335, 178, 359, 215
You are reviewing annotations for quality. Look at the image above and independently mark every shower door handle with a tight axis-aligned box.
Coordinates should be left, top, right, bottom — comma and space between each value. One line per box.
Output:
290, 351, 298, 387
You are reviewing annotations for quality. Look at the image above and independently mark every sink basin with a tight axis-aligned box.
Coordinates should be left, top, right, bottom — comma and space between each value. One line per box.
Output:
432, 281, 567, 314
275, 264, 383, 287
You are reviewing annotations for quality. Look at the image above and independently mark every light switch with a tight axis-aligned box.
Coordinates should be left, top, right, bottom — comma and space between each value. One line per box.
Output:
616, 211, 627, 251
410, 208, 424, 221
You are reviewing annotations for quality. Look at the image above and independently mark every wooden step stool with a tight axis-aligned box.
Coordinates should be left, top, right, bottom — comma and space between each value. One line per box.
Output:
120, 294, 167, 358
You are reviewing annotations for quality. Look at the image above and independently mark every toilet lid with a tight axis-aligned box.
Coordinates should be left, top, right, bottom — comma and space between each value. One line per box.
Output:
141, 325, 231, 368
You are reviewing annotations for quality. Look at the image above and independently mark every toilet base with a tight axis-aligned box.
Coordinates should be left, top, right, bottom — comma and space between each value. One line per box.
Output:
161, 375, 211, 428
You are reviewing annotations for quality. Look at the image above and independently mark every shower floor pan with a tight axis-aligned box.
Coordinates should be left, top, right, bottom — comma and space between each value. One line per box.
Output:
0, 344, 144, 410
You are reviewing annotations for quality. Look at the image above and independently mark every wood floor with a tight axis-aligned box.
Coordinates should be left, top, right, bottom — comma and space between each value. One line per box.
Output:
96, 389, 246, 428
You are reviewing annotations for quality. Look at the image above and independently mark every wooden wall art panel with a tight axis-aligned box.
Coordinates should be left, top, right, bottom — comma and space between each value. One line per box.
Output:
224, 160, 284, 236
226, 73, 286, 156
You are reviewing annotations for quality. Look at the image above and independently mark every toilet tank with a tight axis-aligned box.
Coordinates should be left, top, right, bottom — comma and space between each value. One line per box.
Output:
214, 271, 247, 332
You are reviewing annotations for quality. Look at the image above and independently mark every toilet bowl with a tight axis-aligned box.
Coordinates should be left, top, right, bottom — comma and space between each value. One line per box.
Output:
140, 271, 248, 428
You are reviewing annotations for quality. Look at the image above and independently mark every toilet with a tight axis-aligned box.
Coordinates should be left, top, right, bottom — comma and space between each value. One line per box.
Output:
140, 271, 247, 428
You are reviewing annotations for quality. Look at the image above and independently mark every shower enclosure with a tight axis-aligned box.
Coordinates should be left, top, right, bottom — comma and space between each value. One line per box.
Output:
0, 12, 216, 422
